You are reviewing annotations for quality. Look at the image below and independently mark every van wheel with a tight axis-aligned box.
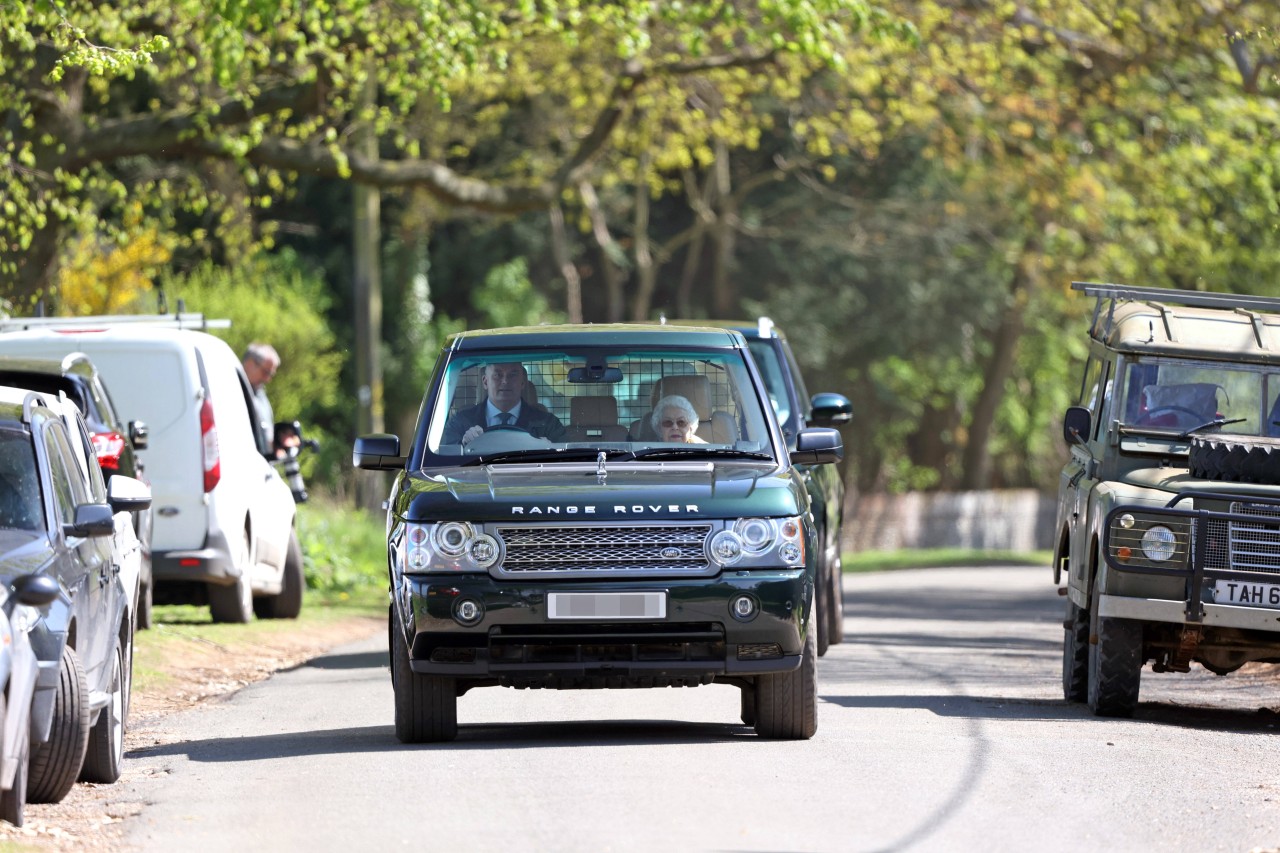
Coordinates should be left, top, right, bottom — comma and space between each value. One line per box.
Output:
0, 695, 29, 826
80, 643, 124, 783
210, 529, 254, 623
753, 628, 817, 740
391, 610, 457, 743
255, 531, 304, 620
28, 646, 89, 804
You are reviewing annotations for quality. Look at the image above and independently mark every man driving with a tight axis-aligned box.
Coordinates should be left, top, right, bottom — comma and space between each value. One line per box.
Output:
442, 361, 566, 446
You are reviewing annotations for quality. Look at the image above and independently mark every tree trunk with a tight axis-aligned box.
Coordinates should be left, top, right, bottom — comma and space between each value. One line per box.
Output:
578, 181, 625, 322
630, 152, 657, 321
959, 260, 1033, 490
353, 71, 385, 512
549, 203, 583, 323
709, 141, 736, 317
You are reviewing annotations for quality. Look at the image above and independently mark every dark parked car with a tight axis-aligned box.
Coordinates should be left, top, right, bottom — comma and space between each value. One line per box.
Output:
0, 354, 154, 629
670, 318, 852, 655
0, 386, 148, 803
355, 324, 843, 742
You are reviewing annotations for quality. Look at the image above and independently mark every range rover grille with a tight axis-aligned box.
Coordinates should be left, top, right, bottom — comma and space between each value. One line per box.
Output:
493, 523, 714, 579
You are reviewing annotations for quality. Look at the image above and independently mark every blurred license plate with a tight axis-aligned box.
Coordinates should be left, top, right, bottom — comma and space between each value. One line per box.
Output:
547, 592, 666, 620
1213, 580, 1280, 609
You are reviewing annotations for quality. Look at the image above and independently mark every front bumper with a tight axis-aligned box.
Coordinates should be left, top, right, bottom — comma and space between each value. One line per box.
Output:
397, 569, 810, 683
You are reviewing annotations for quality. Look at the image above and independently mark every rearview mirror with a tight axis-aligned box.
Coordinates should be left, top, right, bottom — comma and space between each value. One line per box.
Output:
567, 365, 623, 383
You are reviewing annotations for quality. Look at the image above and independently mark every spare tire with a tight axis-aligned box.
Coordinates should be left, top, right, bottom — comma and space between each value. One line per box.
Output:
1188, 434, 1280, 484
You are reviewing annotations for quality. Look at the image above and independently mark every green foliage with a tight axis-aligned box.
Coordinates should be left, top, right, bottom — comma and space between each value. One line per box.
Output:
471, 258, 565, 329
296, 497, 388, 603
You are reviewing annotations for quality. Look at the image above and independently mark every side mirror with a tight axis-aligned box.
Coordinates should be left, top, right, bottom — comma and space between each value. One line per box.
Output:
10, 572, 61, 609
809, 393, 853, 427
790, 427, 843, 465
353, 434, 405, 471
128, 420, 149, 450
107, 474, 151, 514
1063, 406, 1093, 446
65, 503, 115, 538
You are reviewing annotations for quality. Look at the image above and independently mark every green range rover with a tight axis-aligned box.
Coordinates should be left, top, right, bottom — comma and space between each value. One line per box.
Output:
1056, 282, 1280, 717
354, 324, 843, 742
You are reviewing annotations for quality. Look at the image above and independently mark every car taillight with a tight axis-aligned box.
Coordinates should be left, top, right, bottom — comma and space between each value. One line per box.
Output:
200, 397, 220, 492
90, 430, 127, 471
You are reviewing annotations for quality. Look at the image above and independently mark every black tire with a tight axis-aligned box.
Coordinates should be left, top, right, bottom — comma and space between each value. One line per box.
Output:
254, 531, 304, 620
1087, 606, 1144, 718
814, 580, 831, 657
28, 645, 89, 804
136, 566, 153, 631
390, 611, 457, 743
1188, 434, 1280, 484
0, 695, 28, 827
827, 552, 845, 646
80, 643, 124, 784
208, 576, 253, 623
1062, 597, 1090, 703
739, 685, 756, 727
753, 627, 817, 739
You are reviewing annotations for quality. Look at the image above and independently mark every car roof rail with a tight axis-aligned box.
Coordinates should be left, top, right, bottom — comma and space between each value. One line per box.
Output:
1073, 281, 1280, 345
0, 312, 231, 332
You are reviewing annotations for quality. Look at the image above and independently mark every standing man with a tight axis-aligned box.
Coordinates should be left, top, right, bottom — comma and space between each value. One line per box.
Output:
442, 361, 566, 445
242, 342, 281, 444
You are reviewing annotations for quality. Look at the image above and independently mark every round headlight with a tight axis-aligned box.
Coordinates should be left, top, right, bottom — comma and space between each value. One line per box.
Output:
1118, 513, 1135, 530
434, 522, 471, 557
469, 534, 500, 569
1141, 525, 1177, 562
709, 530, 744, 566
735, 518, 774, 553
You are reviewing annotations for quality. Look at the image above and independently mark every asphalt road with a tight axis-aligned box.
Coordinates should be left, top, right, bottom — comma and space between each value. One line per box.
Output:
117, 565, 1279, 852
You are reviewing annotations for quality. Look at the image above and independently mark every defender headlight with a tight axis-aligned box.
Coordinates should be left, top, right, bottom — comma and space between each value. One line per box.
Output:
1141, 525, 1177, 562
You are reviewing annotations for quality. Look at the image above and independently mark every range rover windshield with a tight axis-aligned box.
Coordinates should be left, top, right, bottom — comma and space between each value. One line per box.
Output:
1116, 357, 1280, 438
421, 347, 777, 464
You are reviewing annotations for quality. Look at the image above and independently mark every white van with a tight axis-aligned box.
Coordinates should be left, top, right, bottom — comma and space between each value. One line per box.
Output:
0, 327, 303, 623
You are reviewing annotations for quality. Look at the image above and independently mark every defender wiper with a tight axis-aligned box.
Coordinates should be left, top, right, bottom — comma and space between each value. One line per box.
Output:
1176, 417, 1247, 440
624, 447, 774, 461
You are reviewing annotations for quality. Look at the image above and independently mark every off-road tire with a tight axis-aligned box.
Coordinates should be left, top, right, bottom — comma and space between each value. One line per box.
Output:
1088, 614, 1144, 718
28, 646, 89, 804
1062, 598, 1090, 703
254, 530, 305, 620
1188, 434, 1280, 485
753, 628, 817, 739
0, 695, 28, 826
80, 643, 125, 783
391, 610, 458, 743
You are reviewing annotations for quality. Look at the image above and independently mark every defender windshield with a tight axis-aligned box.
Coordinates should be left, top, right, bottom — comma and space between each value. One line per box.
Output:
422, 346, 776, 464
1117, 358, 1280, 437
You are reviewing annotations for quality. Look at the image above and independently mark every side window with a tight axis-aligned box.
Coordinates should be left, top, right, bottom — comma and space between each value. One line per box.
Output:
0, 429, 44, 531
1077, 356, 1104, 411
43, 424, 82, 523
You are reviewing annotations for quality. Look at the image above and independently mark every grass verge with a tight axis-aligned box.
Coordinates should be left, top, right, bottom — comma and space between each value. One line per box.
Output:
842, 548, 1052, 573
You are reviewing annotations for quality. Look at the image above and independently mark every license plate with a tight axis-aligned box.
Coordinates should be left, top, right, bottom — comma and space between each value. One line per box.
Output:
1213, 580, 1280, 609
547, 592, 666, 620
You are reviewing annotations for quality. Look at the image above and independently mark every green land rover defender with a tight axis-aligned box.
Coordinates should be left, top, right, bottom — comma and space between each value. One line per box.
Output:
1055, 282, 1280, 717
354, 324, 843, 741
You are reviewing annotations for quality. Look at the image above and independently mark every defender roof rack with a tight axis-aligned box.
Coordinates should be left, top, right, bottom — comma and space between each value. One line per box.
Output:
1073, 281, 1280, 345
0, 312, 230, 332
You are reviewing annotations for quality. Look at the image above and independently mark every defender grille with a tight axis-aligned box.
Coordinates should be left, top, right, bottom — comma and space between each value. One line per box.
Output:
493, 523, 714, 579
1211, 502, 1280, 576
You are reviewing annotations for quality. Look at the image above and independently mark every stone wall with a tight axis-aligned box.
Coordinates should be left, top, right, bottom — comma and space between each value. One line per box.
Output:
843, 489, 1056, 553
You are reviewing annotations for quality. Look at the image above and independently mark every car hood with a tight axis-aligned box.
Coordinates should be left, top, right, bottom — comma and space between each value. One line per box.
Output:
0, 530, 57, 577
400, 461, 804, 523
1121, 466, 1280, 499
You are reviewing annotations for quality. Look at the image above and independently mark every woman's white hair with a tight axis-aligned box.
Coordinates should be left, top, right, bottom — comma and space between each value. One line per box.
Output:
652, 394, 699, 435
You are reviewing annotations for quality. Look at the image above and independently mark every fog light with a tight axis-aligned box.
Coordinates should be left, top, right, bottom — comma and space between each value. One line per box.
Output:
730, 594, 757, 621
454, 598, 484, 626
779, 542, 802, 565
1118, 513, 1135, 529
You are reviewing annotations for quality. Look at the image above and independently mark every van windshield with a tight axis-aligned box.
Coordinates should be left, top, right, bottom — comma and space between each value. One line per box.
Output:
421, 347, 777, 464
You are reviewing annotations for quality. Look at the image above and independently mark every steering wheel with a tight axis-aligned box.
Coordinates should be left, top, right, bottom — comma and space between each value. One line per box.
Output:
484, 424, 530, 434
1136, 405, 1204, 425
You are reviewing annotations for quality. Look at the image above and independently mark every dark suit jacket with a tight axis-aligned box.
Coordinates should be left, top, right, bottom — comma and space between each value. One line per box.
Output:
442, 401, 567, 445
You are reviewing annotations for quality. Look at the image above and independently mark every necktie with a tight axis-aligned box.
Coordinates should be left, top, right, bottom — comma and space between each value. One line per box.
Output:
498, 412, 513, 426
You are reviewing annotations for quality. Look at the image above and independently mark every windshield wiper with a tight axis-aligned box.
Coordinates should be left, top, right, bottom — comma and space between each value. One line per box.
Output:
1176, 417, 1247, 440
624, 447, 774, 461
466, 448, 608, 465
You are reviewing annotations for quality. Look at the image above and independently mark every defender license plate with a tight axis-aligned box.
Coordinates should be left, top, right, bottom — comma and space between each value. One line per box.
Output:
1213, 580, 1280, 609
547, 592, 667, 620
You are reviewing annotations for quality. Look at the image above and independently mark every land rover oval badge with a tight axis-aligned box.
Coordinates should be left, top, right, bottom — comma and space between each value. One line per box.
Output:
660, 547, 681, 559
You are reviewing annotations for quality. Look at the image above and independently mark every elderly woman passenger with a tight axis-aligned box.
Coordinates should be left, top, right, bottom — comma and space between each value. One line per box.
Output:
652, 394, 707, 444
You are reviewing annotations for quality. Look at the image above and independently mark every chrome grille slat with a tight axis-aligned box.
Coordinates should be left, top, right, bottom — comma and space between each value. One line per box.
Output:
1228, 502, 1280, 575
493, 523, 715, 579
